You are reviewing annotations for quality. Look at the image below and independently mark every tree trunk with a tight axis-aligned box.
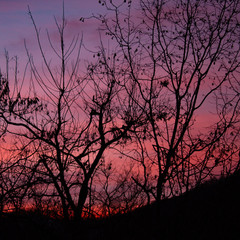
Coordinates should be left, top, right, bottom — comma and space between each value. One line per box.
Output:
75, 179, 89, 220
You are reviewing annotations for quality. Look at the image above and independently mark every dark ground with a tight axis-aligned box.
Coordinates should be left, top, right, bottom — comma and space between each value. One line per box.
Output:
1, 172, 240, 240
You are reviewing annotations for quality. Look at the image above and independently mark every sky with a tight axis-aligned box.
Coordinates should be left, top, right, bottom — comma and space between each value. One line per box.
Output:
0, 0, 106, 72
0, 0, 236, 130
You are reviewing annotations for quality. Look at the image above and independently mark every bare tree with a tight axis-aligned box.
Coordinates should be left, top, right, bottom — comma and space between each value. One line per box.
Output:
0, 66, 36, 214
93, 0, 240, 203
0, 7, 140, 220
0, 71, 9, 138
1, 0, 239, 219
90, 160, 145, 217
0, 145, 38, 214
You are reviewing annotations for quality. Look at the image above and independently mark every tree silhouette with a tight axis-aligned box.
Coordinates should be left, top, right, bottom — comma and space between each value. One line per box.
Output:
0, 70, 9, 139
0, 7, 142, 220
93, 0, 240, 203
0, 0, 240, 219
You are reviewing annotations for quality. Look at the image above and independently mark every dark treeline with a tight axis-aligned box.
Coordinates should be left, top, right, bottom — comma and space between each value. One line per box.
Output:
1, 168, 240, 239
0, 0, 240, 221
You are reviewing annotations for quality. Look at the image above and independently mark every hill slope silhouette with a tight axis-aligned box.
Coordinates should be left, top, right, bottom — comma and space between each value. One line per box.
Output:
80, 171, 240, 240
1, 171, 240, 240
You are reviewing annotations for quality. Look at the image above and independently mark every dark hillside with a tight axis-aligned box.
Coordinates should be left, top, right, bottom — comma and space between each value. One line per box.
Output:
1, 171, 240, 240
77, 171, 240, 240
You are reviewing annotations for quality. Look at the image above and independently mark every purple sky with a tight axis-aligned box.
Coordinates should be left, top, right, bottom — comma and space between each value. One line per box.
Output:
0, 0, 106, 70
0, 0, 231, 129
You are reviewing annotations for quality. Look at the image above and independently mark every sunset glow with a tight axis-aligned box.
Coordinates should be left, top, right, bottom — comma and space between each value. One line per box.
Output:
0, 0, 239, 225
